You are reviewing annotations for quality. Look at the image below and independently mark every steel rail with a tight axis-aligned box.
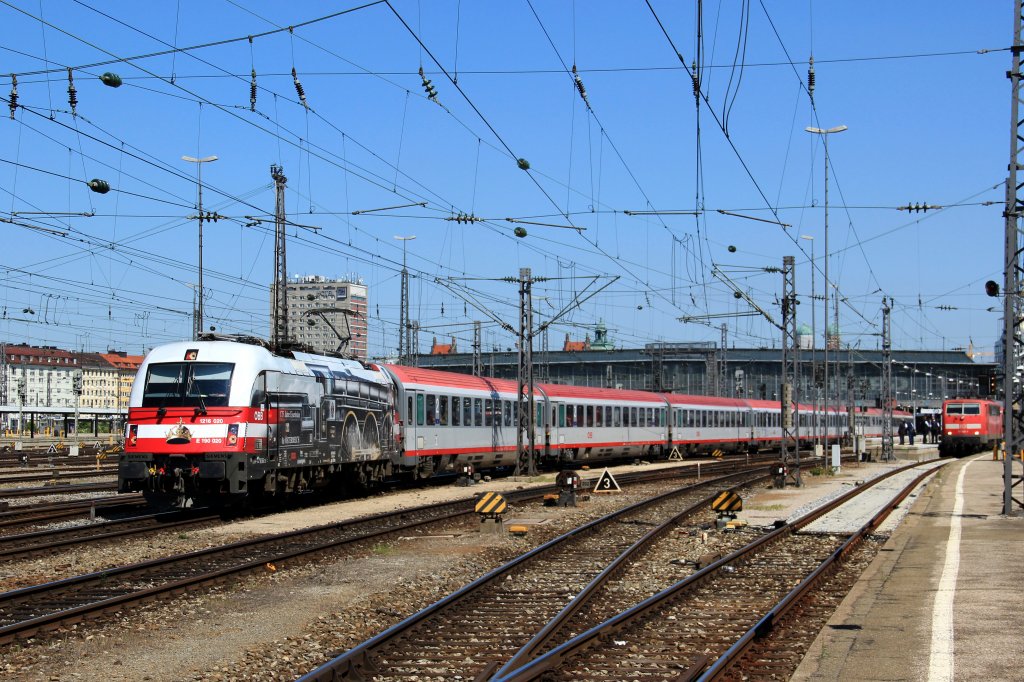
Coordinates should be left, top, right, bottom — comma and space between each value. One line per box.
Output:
0, 482, 117, 497
0, 511, 221, 561
0, 469, 117, 485
0, 459, 751, 644
492, 470, 772, 679
492, 459, 942, 681
295, 467, 773, 682
0, 495, 144, 529
697, 463, 942, 681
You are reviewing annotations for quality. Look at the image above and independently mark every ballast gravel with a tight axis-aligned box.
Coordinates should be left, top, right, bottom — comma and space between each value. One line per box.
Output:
0, 459, 913, 681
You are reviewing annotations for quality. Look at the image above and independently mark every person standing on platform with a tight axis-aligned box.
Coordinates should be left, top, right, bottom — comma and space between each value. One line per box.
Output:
898, 420, 907, 445
923, 417, 933, 444
908, 419, 916, 445
932, 418, 942, 444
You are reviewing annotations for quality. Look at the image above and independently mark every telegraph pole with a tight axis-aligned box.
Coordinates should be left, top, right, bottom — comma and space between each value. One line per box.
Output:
1002, 0, 1024, 513
270, 164, 289, 350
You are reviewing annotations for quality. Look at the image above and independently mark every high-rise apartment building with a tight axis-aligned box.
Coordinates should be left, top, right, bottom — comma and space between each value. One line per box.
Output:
272, 275, 368, 358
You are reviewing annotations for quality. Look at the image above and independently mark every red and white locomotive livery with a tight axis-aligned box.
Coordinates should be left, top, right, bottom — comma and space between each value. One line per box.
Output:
939, 398, 1003, 456
119, 340, 398, 506
119, 338, 908, 507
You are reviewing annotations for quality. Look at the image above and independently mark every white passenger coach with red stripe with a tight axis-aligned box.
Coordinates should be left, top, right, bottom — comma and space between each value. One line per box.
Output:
119, 338, 902, 507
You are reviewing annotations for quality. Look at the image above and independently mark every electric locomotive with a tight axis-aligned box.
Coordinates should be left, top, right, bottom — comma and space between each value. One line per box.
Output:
939, 398, 1003, 456
118, 339, 398, 507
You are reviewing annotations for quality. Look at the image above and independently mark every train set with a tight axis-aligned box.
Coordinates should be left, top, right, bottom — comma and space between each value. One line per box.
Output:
118, 338, 910, 507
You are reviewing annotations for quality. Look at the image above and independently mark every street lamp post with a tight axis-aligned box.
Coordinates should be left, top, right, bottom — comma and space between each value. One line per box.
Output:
806, 125, 847, 451
394, 235, 416, 364
182, 154, 218, 340
800, 234, 817, 448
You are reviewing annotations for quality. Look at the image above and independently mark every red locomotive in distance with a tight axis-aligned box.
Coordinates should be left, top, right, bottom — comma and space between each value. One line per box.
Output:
939, 398, 1004, 456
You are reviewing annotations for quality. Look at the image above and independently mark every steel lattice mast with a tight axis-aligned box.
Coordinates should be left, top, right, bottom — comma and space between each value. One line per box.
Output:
881, 297, 894, 461
516, 268, 536, 477
780, 256, 801, 486
270, 165, 289, 350
1003, 0, 1024, 514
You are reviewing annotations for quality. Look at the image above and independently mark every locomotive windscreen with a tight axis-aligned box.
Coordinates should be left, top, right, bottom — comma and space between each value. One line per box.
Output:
141, 362, 234, 408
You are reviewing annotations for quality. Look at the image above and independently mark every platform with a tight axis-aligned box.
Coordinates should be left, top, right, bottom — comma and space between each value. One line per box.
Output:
792, 454, 1024, 681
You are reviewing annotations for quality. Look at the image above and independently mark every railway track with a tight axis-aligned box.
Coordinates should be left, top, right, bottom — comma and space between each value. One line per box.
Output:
479, 460, 945, 681
0, 510, 222, 561
295, 467, 773, 681
0, 469, 117, 486
0, 495, 146, 531
0, 481, 118, 498
0, 459, 760, 644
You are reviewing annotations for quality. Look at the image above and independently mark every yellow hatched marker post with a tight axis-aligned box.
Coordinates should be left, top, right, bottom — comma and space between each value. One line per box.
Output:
475, 491, 507, 535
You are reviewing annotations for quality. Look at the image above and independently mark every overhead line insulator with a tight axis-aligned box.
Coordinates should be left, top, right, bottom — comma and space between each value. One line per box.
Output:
807, 55, 815, 102
67, 68, 78, 116
292, 67, 308, 109
572, 64, 590, 109
418, 66, 438, 103
8, 74, 18, 119
691, 60, 700, 104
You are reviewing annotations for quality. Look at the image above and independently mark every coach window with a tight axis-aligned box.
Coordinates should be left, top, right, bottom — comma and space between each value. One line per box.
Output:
484, 399, 494, 427
452, 397, 461, 426
463, 398, 473, 426
416, 394, 425, 426
595, 405, 603, 427
472, 398, 482, 426
612, 406, 621, 427
505, 401, 513, 427
584, 405, 593, 428
439, 396, 449, 426
407, 395, 414, 425
426, 395, 437, 425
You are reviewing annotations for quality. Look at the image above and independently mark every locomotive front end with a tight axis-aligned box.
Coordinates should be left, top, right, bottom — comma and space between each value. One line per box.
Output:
119, 343, 264, 507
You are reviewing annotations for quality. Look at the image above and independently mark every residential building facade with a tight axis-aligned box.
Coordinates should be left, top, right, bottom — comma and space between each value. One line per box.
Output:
272, 275, 368, 358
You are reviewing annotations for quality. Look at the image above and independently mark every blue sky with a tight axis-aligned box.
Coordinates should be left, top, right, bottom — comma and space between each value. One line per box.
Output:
0, 1, 1011, 359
